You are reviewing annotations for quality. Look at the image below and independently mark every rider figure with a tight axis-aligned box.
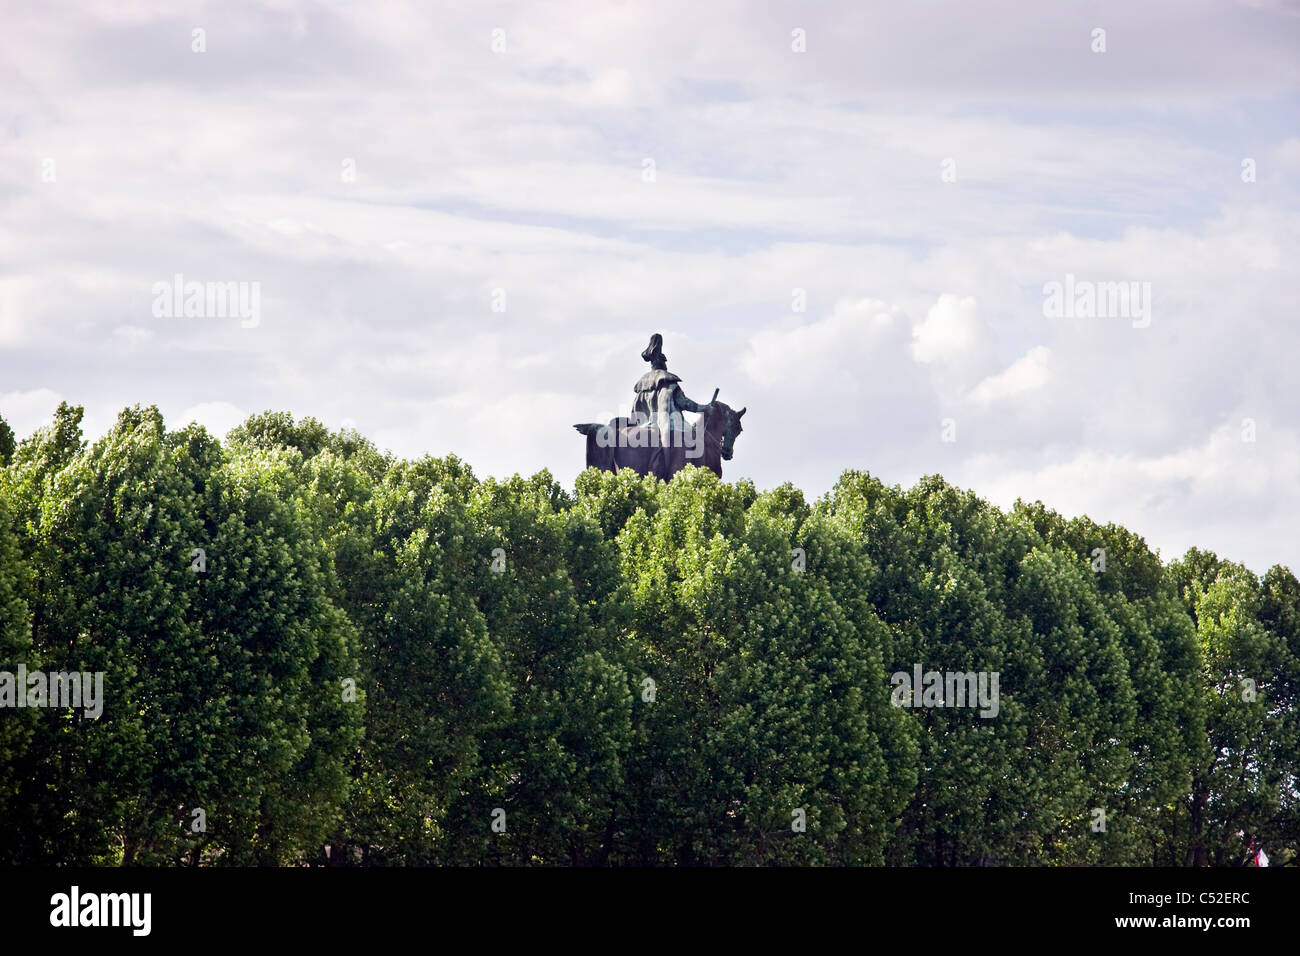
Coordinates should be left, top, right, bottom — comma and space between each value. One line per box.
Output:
633, 333, 710, 454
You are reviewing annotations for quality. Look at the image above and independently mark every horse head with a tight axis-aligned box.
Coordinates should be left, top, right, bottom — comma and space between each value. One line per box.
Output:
706, 400, 746, 461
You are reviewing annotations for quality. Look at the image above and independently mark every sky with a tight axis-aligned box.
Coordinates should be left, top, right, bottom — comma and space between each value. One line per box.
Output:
1, 0, 1298, 572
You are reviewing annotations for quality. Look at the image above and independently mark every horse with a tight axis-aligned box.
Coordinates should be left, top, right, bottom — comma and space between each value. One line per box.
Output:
573, 400, 746, 481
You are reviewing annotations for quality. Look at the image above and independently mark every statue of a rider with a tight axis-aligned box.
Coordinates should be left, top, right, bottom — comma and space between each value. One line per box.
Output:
632, 334, 711, 462
574, 331, 743, 480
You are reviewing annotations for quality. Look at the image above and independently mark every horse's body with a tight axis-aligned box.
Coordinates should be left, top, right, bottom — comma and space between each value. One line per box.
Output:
574, 401, 745, 480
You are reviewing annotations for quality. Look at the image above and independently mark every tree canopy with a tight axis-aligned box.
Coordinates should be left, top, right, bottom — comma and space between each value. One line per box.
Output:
0, 407, 1294, 865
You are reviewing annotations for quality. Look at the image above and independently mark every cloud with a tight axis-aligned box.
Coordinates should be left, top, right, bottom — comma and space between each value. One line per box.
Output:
177, 401, 246, 440
0, 1, 1298, 573
910, 295, 997, 395
969, 347, 1052, 406
959, 417, 1300, 569
0, 389, 66, 438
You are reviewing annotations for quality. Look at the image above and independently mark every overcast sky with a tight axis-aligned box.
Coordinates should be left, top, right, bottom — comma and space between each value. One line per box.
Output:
2, 0, 1298, 572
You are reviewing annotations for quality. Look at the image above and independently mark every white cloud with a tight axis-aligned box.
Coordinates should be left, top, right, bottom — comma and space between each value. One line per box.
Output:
177, 402, 247, 441
911, 295, 991, 367
969, 346, 1052, 406
959, 417, 1300, 568
1, 0, 1298, 573
0, 389, 66, 438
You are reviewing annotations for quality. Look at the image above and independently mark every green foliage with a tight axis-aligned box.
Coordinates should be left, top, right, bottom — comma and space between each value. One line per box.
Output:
1, 409, 1296, 866
0, 484, 35, 861
0, 407, 360, 864
0, 415, 14, 468
1167, 552, 1300, 866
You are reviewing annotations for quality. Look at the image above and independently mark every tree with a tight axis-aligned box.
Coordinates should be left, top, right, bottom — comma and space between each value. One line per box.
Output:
1169, 551, 1299, 866
614, 467, 915, 864
0, 414, 15, 467
0, 477, 35, 861
2, 404, 1295, 867
460, 470, 634, 865
0, 406, 361, 864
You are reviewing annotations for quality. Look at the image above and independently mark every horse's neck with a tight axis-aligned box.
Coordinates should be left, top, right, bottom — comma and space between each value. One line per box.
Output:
702, 407, 724, 438
700, 409, 724, 472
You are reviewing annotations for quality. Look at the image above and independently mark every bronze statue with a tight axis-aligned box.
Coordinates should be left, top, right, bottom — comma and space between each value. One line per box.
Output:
633, 333, 710, 440
574, 333, 745, 480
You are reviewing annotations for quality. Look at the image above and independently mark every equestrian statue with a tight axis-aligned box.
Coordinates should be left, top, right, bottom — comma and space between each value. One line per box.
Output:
574, 333, 746, 480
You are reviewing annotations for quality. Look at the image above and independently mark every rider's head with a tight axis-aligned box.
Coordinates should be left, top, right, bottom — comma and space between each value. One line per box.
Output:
641, 333, 667, 369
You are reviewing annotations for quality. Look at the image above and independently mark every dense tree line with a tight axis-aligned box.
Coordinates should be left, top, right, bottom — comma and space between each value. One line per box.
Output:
0, 404, 1295, 865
